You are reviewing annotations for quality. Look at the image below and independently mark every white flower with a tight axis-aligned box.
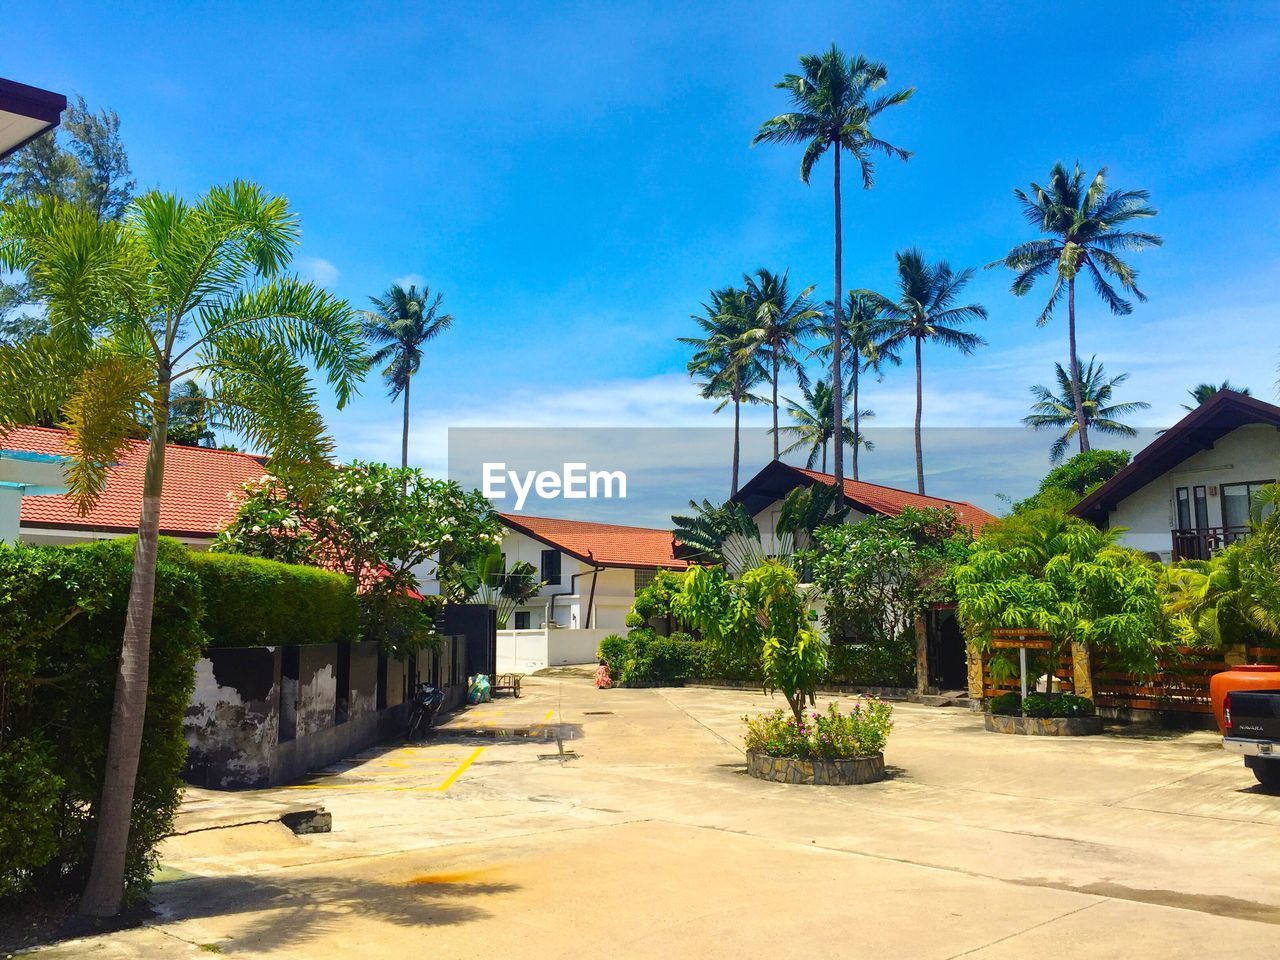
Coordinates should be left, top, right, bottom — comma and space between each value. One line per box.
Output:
326, 505, 338, 514
252, 525, 262, 534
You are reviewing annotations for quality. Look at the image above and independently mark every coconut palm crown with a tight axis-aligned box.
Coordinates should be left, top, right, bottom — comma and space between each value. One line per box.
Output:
1024, 357, 1150, 463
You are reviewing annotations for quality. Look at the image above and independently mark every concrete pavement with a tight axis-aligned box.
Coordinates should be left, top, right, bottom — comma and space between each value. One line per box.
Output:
29, 676, 1280, 957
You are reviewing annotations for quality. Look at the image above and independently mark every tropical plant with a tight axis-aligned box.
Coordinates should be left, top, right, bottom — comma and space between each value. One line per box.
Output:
1024, 357, 1150, 463
739, 268, 822, 459
1011, 448, 1131, 513
814, 291, 900, 478
672, 560, 825, 723
453, 546, 541, 628
754, 45, 913, 498
163, 380, 226, 447
955, 509, 1168, 700
0, 182, 366, 916
743, 699, 893, 759
1183, 381, 1251, 410
362, 283, 453, 470
869, 249, 988, 494
991, 162, 1161, 453
775, 377, 858, 473
681, 286, 766, 495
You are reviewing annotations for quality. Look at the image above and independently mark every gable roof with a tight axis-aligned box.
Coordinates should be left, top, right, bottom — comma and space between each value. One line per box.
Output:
1072, 390, 1280, 524
498, 513, 688, 570
732, 460, 997, 531
3, 426, 266, 538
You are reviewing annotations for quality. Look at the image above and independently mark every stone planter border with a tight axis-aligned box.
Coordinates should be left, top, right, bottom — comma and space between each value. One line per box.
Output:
746, 749, 886, 785
983, 713, 1103, 736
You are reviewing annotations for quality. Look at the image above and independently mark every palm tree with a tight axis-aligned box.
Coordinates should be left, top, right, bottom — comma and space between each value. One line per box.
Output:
1184, 381, 1251, 410
361, 284, 453, 470
815, 291, 900, 478
1025, 357, 1151, 463
775, 377, 860, 473
871, 249, 988, 495
0, 183, 366, 916
681, 287, 766, 496
740, 268, 822, 459
754, 46, 913, 498
991, 163, 1161, 453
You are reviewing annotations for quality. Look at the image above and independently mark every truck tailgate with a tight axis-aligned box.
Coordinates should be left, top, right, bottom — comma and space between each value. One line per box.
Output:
1229, 689, 1280, 740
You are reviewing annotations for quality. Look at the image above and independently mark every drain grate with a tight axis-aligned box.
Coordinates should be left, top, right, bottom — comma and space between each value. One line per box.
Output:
583, 711, 613, 715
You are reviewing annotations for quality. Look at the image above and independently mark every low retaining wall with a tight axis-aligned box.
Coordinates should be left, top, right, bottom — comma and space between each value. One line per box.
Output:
747, 750, 886, 785
983, 713, 1103, 736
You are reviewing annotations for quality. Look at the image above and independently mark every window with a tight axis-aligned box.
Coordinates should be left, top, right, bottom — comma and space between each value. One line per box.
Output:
1175, 487, 1192, 530
1193, 486, 1209, 530
514, 611, 530, 630
634, 568, 656, 594
541, 549, 562, 586
1222, 480, 1276, 530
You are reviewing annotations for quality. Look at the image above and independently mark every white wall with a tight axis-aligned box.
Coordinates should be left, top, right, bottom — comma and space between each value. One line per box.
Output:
496, 627, 614, 673
0, 486, 22, 543
1109, 424, 1280, 559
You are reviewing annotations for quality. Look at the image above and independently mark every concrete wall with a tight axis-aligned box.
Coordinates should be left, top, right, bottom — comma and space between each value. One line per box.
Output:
496, 627, 614, 673
183, 646, 282, 789
0, 486, 23, 543
1109, 424, 1280, 559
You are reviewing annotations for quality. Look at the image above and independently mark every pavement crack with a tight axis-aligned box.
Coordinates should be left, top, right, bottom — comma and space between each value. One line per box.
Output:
942, 901, 1105, 959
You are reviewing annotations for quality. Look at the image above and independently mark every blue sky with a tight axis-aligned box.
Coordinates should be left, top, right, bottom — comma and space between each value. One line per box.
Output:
7, 1, 1280, 511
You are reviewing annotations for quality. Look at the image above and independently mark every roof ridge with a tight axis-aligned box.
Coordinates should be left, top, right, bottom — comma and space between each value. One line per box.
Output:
498, 512, 674, 535
797, 466, 982, 509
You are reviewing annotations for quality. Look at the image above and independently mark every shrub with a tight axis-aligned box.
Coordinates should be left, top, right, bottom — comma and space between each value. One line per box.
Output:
605, 629, 701, 687
742, 700, 894, 759
0, 537, 205, 902
988, 692, 1095, 718
598, 633, 628, 675
826, 632, 916, 687
191, 551, 358, 648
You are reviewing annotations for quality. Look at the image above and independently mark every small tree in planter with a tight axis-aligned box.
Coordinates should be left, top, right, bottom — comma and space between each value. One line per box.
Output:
955, 509, 1166, 711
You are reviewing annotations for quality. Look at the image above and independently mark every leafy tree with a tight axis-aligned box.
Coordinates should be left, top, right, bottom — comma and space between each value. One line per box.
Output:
809, 507, 971, 657
214, 461, 503, 647
672, 561, 825, 723
991, 163, 1161, 453
0, 182, 366, 916
754, 45, 913, 500
776, 376, 858, 473
814, 291, 900, 478
681, 286, 766, 495
1011, 448, 1131, 513
955, 510, 1168, 700
739, 268, 822, 459
870, 249, 988, 495
361, 284, 453, 470
1024, 357, 1149, 463
162, 380, 227, 447
1184, 381, 1250, 410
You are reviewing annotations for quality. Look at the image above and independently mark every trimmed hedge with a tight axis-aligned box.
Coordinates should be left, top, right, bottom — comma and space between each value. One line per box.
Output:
191, 551, 357, 648
988, 692, 1096, 718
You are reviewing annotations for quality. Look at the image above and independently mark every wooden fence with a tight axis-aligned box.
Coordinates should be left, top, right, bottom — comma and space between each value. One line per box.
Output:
1093, 647, 1280, 715
980, 649, 1075, 701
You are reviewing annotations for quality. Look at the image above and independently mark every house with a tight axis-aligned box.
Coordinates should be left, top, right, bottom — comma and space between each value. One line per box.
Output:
733, 460, 998, 694
1, 426, 266, 548
1072, 390, 1280, 561
493, 512, 688, 673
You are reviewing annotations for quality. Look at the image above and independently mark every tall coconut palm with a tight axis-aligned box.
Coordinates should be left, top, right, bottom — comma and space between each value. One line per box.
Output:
775, 377, 862, 473
991, 163, 1161, 453
872, 249, 988, 495
362, 284, 453, 470
815, 291, 900, 479
1025, 357, 1150, 463
740, 268, 822, 459
681, 287, 765, 496
0, 183, 366, 916
1184, 381, 1250, 410
754, 46, 913, 497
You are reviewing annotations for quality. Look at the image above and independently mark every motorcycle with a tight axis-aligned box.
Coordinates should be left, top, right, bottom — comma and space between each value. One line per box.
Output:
406, 682, 445, 741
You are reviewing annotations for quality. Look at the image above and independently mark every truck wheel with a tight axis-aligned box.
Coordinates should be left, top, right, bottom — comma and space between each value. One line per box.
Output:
1252, 759, 1280, 790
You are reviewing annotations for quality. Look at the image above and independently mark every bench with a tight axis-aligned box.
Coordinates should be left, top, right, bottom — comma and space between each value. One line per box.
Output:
491, 673, 522, 698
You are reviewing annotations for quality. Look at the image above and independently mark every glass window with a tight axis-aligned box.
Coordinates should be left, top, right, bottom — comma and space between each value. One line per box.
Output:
1193, 486, 1209, 529
541, 549, 562, 586
1222, 480, 1277, 530
1175, 487, 1192, 530
514, 611, 530, 630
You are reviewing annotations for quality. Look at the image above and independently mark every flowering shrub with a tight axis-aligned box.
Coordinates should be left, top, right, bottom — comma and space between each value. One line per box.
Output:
742, 699, 894, 760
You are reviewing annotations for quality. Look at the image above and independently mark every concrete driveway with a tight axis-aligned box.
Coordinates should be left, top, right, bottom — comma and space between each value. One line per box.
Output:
32, 676, 1280, 958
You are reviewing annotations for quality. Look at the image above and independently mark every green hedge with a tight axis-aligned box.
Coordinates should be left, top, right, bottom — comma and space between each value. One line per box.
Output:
0, 537, 205, 902
190, 551, 357, 648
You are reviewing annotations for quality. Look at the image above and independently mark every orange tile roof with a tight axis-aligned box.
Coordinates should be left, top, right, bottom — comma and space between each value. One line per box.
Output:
794, 467, 997, 531
4, 426, 266, 538
498, 513, 688, 570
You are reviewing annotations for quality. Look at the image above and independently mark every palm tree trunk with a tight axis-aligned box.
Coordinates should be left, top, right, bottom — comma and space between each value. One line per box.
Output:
914, 336, 925, 495
831, 145, 845, 496
400, 376, 411, 471
771, 353, 779, 460
80, 383, 170, 917
1067, 278, 1089, 453
821, 440, 827, 474
851, 362, 860, 481
731, 387, 741, 497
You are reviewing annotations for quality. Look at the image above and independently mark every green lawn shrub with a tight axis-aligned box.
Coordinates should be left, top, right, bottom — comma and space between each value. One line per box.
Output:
987, 692, 1096, 718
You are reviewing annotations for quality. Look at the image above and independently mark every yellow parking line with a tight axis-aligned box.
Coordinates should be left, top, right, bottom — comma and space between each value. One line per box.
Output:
434, 746, 484, 792
282, 746, 486, 793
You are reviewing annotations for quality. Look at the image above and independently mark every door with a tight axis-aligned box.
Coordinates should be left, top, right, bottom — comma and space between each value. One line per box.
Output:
926, 608, 968, 691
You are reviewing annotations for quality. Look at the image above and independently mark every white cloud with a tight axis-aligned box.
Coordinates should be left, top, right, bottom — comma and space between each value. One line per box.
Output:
297, 256, 340, 288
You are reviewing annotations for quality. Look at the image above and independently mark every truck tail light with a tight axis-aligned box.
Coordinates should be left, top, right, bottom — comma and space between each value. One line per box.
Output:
1223, 693, 1232, 733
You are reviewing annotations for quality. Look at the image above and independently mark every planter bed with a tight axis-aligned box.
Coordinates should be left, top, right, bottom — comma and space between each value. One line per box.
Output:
983, 713, 1103, 736
746, 749, 886, 785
